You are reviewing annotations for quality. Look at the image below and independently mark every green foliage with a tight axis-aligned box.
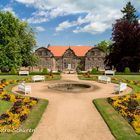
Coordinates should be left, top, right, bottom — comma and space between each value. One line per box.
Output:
124, 67, 131, 73
97, 40, 112, 54
91, 68, 98, 74
121, 1, 138, 22
0, 11, 37, 72
105, 2, 140, 72
9, 67, 17, 74
42, 68, 48, 74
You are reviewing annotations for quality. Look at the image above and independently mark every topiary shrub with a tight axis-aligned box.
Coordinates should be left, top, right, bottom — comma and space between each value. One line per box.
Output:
91, 68, 98, 74
124, 67, 131, 73
9, 67, 17, 75
42, 68, 48, 75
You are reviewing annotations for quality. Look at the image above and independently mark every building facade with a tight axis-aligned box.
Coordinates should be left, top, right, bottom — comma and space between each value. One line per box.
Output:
35, 45, 105, 71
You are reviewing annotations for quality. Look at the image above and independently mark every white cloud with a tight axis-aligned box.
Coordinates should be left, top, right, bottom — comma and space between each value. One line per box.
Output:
56, 21, 77, 31
15, 0, 140, 34
73, 22, 110, 34
27, 7, 66, 24
3, 7, 17, 17
15, 0, 34, 4
56, 7, 122, 34
35, 26, 46, 32
26, 4, 83, 24
26, 16, 49, 24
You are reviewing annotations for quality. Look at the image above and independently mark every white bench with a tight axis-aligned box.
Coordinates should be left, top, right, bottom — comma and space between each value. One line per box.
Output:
19, 71, 29, 75
98, 75, 111, 83
80, 71, 88, 73
114, 82, 127, 93
70, 70, 76, 74
32, 75, 45, 82
18, 82, 31, 94
105, 70, 115, 75
52, 70, 58, 73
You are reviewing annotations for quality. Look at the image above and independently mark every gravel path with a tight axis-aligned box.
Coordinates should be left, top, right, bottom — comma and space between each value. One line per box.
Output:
12, 74, 132, 140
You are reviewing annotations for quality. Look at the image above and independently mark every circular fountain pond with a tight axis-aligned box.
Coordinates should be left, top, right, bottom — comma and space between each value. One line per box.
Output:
48, 81, 98, 93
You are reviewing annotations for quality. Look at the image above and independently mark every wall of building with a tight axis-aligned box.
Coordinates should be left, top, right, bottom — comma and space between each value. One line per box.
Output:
85, 48, 105, 71
35, 47, 105, 71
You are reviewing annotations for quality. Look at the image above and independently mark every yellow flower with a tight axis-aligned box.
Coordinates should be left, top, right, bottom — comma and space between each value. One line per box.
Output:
1, 92, 6, 95
30, 100, 37, 106
10, 94, 16, 102
23, 97, 30, 103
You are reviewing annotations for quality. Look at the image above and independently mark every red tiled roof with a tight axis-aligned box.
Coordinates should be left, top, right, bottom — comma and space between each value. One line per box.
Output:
47, 46, 94, 57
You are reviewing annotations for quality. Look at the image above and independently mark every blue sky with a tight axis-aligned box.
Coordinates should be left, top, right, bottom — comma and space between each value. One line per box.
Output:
0, 0, 140, 47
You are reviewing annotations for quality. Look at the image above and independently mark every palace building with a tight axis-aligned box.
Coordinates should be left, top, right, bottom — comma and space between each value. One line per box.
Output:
35, 45, 105, 71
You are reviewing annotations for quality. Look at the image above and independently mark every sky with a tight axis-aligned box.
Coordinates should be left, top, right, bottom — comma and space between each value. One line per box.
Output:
0, 0, 140, 47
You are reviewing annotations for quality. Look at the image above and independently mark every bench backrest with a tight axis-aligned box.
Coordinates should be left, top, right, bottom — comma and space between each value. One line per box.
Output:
32, 75, 45, 79
98, 76, 111, 81
19, 71, 29, 75
105, 70, 115, 75
120, 83, 127, 90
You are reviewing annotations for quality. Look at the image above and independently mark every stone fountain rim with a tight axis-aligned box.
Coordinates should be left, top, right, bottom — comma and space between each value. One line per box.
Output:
47, 81, 99, 93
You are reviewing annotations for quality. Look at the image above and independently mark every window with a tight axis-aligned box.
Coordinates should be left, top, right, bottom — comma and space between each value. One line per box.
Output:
91, 51, 95, 55
42, 51, 46, 56
63, 59, 67, 68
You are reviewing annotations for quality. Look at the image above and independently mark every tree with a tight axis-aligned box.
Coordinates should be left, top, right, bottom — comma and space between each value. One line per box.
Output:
97, 40, 112, 54
105, 2, 140, 72
0, 11, 37, 72
121, 1, 138, 23
18, 22, 37, 67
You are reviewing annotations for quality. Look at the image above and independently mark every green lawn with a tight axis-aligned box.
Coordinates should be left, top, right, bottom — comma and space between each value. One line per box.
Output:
0, 99, 48, 140
46, 74, 61, 80
114, 75, 140, 82
0, 100, 13, 114
0, 75, 50, 140
0, 75, 31, 80
92, 75, 140, 140
1, 74, 61, 94
78, 74, 140, 82
0, 74, 61, 81
78, 74, 140, 93
78, 74, 97, 80
93, 99, 140, 140
78, 73, 140, 139
113, 75, 140, 93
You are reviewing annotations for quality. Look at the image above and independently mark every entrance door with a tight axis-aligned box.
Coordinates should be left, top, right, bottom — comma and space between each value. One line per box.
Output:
68, 64, 71, 70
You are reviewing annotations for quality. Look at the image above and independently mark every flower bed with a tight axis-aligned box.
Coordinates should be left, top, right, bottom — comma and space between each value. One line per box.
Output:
108, 93, 140, 134
0, 79, 38, 132
111, 77, 140, 87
